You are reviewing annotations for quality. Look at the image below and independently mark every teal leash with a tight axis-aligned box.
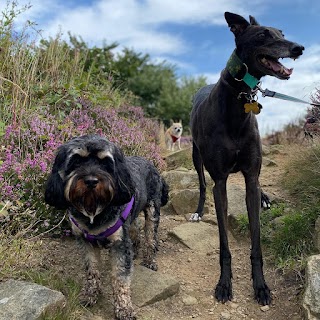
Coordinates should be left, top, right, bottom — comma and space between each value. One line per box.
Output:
256, 84, 320, 107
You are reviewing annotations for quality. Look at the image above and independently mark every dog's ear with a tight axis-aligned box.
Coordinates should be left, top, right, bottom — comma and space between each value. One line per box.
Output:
44, 146, 69, 210
179, 120, 182, 124
224, 12, 250, 37
169, 119, 174, 125
111, 146, 135, 206
249, 15, 260, 26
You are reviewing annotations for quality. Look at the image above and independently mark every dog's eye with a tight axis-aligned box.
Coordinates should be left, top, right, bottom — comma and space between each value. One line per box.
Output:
101, 156, 114, 171
68, 154, 83, 170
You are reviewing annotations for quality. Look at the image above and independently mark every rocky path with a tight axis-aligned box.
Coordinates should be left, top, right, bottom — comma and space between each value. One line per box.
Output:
128, 145, 302, 320
135, 216, 303, 320
37, 209, 302, 320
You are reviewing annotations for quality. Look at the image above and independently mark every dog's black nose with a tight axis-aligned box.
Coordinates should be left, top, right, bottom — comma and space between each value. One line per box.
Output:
84, 177, 99, 189
291, 44, 304, 56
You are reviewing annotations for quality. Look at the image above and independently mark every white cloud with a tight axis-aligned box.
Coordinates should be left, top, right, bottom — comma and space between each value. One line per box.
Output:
6, 0, 266, 55
0, 0, 61, 27
141, 0, 259, 25
200, 72, 221, 84
37, 0, 188, 55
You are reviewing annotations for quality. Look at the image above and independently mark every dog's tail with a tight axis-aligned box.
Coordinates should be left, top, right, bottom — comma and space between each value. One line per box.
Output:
160, 177, 169, 206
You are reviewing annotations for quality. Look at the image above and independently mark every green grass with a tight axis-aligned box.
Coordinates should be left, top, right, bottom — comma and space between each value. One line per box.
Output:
0, 224, 42, 279
24, 270, 82, 320
234, 214, 250, 236
282, 143, 320, 207
271, 210, 316, 269
235, 203, 317, 272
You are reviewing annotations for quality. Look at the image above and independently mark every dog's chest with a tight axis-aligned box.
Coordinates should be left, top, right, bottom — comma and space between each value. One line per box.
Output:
69, 212, 123, 246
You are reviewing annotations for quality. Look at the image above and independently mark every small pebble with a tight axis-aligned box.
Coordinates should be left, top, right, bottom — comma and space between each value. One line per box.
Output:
260, 305, 270, 312
220, 311, 231, 320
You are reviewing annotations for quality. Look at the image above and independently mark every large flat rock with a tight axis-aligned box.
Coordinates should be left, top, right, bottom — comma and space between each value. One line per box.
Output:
0, 279, 65, 320
132, 265, 180, 307
168, 221, 219, 254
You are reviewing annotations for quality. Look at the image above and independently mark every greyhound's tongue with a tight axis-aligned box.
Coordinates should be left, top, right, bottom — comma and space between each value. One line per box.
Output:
268, 59, 293, 76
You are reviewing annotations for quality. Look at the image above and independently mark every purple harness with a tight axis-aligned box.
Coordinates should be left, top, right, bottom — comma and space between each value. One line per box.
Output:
69, 196, 134, 242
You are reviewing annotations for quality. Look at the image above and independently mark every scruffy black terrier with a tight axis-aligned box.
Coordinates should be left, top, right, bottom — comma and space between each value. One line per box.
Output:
45, 134, 169, 320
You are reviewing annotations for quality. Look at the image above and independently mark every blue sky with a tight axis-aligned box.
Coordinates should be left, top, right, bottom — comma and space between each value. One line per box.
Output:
4, 0, 320, 135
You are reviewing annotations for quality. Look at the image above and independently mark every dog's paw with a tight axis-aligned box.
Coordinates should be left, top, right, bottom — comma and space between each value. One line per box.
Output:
189, 213, 202, 222
141, 260, 158, 271
79, 290, 99, 307
261, 191, 271, 209
254, 283, 272, 305
115, 307, 136, 320
79, 279, 101, 307
215, 280, 233, 303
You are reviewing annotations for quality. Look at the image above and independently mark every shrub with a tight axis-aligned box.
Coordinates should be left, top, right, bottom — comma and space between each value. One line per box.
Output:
282, 144, 320, 206
0, 101, 164, 236
0, 2, 164, 236
271, 209, 317, 262
235, 203, 317, 271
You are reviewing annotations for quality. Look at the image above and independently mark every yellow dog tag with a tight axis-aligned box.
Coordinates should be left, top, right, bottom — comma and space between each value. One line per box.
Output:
244, 101, 261, 114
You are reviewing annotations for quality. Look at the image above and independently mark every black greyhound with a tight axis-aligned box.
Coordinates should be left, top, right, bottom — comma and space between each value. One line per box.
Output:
190, 12, 304, 305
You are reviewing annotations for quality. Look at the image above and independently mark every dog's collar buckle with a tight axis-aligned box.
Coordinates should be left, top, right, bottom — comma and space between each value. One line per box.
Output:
69, 196, 135, 242
226, 50, 259, 89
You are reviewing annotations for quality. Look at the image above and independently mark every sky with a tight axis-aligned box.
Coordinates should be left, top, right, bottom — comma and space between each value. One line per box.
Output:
4, 0, 320, 136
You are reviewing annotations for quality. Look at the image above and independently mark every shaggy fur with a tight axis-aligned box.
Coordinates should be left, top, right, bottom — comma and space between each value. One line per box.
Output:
45, 134, 169, 320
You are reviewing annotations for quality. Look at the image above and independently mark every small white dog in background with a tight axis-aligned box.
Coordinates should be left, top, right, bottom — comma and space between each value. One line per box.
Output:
165, 120, 183, 151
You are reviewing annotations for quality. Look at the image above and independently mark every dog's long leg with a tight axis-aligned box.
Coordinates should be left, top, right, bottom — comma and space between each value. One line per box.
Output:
78, 238, 102, 306
190, 142, 207, 221
244, 174, 271, 305
213, 178, 233, 303
110, 227, 136, 320
142, 201, 160, 271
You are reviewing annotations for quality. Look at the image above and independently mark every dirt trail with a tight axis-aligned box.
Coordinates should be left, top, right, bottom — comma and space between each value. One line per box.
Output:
41, 146, 304, 320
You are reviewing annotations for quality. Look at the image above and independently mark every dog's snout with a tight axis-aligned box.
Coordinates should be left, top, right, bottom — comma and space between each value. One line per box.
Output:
84, 176, 99, 189
291, 44, 304, 56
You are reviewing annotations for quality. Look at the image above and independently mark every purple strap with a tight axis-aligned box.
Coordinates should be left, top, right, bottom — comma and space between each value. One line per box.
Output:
69, 196, 134, 242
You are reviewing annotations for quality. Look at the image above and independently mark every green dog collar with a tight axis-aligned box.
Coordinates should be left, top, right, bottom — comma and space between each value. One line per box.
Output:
226, 50, 259, 89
